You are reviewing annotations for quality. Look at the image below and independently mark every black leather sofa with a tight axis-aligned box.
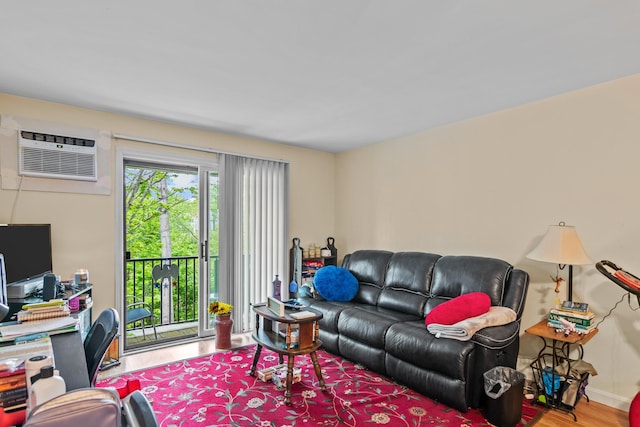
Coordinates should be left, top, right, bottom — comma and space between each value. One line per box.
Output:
299, 250, 529, 412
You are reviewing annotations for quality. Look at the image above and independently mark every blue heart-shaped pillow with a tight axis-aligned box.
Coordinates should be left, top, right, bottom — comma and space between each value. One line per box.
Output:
313, 266, 359, 301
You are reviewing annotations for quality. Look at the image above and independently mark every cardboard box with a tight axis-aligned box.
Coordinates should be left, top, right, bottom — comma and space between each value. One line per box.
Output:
256, 365, 279, 382
272, 365, 302, 389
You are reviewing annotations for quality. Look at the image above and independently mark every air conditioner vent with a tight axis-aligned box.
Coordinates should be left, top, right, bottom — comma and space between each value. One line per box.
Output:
18, 130, 98, 181
20, 131, 96, 148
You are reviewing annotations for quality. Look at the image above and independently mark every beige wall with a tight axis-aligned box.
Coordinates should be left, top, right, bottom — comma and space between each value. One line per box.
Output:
336, 73, 640, 409
2, 73, 639, 409
0, 92, 336, 324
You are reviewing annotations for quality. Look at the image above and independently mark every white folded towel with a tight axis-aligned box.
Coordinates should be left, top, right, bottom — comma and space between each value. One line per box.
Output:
427, 306, 517, 341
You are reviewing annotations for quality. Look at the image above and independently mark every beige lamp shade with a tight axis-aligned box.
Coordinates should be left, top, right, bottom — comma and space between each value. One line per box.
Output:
527, 222, 592, 266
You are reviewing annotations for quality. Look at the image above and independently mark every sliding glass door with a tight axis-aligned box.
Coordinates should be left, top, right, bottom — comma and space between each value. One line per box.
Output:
117, 148, 218, 351
198, 169, 219, 336
115, 147, 289, 349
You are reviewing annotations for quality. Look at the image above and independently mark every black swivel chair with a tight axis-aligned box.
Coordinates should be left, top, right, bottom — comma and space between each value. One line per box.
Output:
84, 307, 119, 386
123, 390, 160, 427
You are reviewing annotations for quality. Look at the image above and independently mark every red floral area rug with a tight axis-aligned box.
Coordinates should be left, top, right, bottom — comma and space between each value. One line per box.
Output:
97, 345, 541, 426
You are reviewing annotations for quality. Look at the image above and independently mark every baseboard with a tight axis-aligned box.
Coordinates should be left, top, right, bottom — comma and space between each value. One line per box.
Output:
586, 387, 631, 412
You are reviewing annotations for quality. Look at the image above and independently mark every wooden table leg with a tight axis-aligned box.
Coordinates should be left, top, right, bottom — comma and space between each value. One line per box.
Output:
310, 351, 325, 391
285, 355, 295, 405
249, 344, 263, 377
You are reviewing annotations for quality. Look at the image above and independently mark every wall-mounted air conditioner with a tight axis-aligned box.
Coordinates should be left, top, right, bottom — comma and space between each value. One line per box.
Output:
18, 130, 98, 182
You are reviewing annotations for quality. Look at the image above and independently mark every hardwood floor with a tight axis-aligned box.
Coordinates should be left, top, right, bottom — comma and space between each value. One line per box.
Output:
536, 399, 628, 426
97, 332, 255, 379
98, 333, 629, 426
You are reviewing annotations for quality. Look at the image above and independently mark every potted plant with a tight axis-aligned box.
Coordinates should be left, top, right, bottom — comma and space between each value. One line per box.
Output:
209, 301, 233, 349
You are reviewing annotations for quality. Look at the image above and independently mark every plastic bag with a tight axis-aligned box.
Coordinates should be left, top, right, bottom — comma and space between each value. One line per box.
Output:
484, 366, 525, 399
542, 366, 561, 395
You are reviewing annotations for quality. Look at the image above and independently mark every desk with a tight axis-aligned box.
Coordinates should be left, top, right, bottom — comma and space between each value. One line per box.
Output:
7, 285, 93, 340
0, 331, 89, 389
525, 320, 598, 421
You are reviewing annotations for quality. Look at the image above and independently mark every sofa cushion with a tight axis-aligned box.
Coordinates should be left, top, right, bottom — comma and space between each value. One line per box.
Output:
377, 252, 441, 316
425, 292, 491, 326
429, 256, 512, 306
385, 321, 475, 381
342, 250, 393, 305
337, 308, 398, 348
305, 300, 349, 333
314, 266, 359, 301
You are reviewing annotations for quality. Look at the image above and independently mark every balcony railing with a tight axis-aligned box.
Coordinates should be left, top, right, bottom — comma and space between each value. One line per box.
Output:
124, 255, 218, 329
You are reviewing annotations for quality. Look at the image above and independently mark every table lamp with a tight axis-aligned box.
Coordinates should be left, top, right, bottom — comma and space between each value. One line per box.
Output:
527, 221, 592, 302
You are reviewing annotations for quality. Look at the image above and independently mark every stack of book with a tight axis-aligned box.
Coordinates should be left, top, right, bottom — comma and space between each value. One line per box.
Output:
547, 301, 595, 334
0, 360, 27, 412
0, 317, 78, 342
78, 293, 93, 311
16, 300, 70, 323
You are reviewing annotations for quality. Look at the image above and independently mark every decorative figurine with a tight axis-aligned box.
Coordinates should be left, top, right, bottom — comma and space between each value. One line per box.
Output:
556, 317, 583, 336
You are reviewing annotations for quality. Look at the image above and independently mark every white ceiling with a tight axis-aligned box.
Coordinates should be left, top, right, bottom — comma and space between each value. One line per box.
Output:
1, 1, 639, 153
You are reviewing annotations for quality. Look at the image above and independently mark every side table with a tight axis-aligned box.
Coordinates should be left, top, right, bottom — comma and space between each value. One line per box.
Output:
249, 305, 326, 405
525, 319, 599, 421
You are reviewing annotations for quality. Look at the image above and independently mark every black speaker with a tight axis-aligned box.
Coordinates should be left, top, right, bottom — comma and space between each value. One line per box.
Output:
43, 273, 57, 301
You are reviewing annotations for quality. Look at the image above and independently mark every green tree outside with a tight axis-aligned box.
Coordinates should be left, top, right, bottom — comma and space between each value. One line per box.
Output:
124, 167, 219, 326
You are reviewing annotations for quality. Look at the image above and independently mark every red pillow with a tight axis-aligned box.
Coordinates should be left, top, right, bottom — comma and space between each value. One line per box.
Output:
425, 292, 491, 326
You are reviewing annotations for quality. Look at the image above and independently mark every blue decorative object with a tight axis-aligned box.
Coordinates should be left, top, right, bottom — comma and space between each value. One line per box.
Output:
313, 266, 358, 301
298, 283, 314, 298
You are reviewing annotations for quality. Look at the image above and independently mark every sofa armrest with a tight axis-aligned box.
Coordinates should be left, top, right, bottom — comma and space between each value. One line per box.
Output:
502, 269, 530, 318
470, 321, 521, 350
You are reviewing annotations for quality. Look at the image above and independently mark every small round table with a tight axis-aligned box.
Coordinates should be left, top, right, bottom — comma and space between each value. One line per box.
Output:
249, 304, 326, 405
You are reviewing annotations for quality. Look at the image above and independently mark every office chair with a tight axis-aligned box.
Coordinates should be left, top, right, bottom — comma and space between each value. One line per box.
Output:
125, 295, 157, 340
122, 390, 160, 427
84, 308, 119, 386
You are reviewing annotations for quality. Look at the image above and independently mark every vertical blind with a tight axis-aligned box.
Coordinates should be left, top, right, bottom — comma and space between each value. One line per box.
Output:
219, 154, 289, 332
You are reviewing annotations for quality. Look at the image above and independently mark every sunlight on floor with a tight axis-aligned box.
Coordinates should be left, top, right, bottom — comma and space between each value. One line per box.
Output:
97, 332, 254, 381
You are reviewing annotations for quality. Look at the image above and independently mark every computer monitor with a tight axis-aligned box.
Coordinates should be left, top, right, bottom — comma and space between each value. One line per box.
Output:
0, 253, 6, 305
0, 224, 53, 284
0, 254, 9, 321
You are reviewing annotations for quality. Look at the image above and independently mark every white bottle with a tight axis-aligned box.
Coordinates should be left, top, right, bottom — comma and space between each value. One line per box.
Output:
27, 365, 66, 414
25, 354, 54, 394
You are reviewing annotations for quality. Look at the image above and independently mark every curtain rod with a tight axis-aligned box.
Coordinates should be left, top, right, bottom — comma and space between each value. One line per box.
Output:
112, 133, 289, 164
